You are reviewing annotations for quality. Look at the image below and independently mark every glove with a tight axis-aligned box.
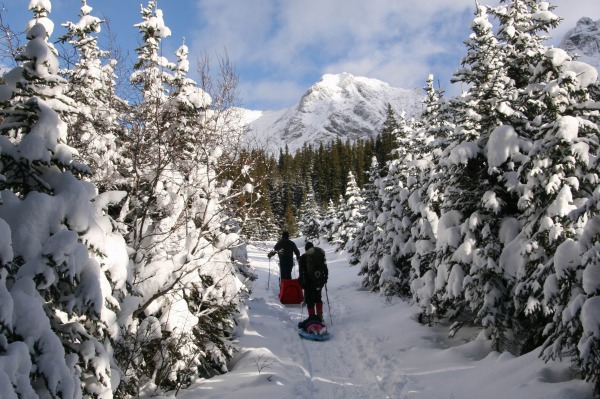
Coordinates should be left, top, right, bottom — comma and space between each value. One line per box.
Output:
267, 250, 276, 259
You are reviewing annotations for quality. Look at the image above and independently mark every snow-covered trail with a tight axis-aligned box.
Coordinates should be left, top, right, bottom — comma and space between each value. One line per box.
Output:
239, 241, 407, 398
178, 240, 409, 398
176, 240, 594, 399
285, 264, 397, 397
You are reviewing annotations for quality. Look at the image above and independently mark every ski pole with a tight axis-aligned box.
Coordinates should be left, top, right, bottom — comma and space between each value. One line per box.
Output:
324, 284, 333, 325
268, 257, 271, 289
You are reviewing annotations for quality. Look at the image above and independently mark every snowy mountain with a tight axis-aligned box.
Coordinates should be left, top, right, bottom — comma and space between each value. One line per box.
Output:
242, 73, 423, 153
241, 17, 600, 155
559, 17, 600, 71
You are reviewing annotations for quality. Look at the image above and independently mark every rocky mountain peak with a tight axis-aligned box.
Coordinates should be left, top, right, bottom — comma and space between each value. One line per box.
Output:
559, 17, 600, 70
244, 73, 422, 153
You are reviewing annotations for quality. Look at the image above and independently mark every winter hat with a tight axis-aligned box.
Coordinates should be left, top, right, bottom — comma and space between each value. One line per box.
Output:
305, 241, 314, 251
282, 231, 290, 239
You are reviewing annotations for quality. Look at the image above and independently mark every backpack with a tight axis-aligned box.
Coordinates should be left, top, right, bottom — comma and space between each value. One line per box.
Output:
306, 247, 328, 289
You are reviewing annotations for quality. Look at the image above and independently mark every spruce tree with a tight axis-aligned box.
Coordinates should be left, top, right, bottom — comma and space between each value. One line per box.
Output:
377, 103, 400, 167
60, 0, 127, 192
115, 3, 247, 394
0, 1, 128, 396
543, 211, 600, 395
332, 171, 365, 251
516, 47, 600, 356
320, 197, 341, 243
298, 182, 322, 241
434, 2, 520, 347
351, 156, 382, 267
407, 75, 449, 321
491, 0, 561, 91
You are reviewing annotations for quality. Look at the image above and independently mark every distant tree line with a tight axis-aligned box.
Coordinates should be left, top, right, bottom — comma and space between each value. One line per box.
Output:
238, 104, 402, 239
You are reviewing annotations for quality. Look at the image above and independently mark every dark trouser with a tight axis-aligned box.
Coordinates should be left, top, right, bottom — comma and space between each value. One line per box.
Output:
304, 286, 323, 310
279, 257, 294, 280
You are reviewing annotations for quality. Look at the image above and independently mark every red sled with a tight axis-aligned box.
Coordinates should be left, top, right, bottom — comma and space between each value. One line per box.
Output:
279, 279, 304, 304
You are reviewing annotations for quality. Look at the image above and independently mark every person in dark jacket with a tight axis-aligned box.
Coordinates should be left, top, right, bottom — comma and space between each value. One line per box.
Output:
268, 231, 300, 280
298, 241, 326, 326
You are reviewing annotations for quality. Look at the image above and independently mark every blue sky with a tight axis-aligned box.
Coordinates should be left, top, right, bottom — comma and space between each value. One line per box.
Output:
2, 0, 599, 110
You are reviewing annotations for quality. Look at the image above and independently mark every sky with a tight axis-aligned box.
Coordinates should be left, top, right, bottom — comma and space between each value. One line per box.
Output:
1, 0, 599, 110
166, 240, 595, 398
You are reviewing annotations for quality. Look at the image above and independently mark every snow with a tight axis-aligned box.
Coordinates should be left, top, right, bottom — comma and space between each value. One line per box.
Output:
547, 185, 577, 218
532, 10, 559, 23
436, 210, 463, 252
25, 24, 59, 76
542, 48, 598, 89
10, 277, 78, 397
241, 72, 423, 154
582, 258, 600, 296
447, 141, 479, 166
0, 220, 13, 264
564, 61, 599, 88
487, 125, 523, 171
545, 48, 572, 67
28, 0, 51, 12
134, 7, 172, 39
553, 239, 580, 278
580, 296, 600, 360
156, 240, 594, 398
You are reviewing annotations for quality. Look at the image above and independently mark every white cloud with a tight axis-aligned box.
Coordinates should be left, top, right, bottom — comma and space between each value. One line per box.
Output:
188, 0, 477, 108
4, 0, 598, 111
20, 0, 594, 110
238, 79, 307, 111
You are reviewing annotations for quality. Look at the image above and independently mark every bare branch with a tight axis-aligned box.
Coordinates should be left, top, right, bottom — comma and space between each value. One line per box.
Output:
0, 6, 24, 67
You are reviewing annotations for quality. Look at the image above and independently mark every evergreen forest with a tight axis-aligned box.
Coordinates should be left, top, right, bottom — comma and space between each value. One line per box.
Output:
238, 103, 401, 239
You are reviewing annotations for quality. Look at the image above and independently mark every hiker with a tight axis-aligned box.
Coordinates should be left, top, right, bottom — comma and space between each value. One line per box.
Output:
298, 241, 328, 327
268, 231, 300, 280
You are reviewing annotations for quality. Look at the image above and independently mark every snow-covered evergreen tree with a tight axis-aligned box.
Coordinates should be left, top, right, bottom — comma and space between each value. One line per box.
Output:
384, 113, 421, 297
429, 3, 524, 347
357, 162, 388, 290
59, 0, 128, 192
541, 208, 600, 395
298, 183, 321, 241
0, 1, 129, 396
486, 0, 593, 353
332, 171, 365, 251
320, 197, 341, 244
407, 2, 565, 350
351, 156, 382, 266
114, 3, 250, 395
377, 103, 401, 165
514, 47, 599, 359
408, 75, 448, 321
490, 0, 561, 90
361, 110, 419, 297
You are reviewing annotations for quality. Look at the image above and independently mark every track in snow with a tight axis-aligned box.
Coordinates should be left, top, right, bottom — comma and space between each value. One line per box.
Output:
247, 243, 409, 399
